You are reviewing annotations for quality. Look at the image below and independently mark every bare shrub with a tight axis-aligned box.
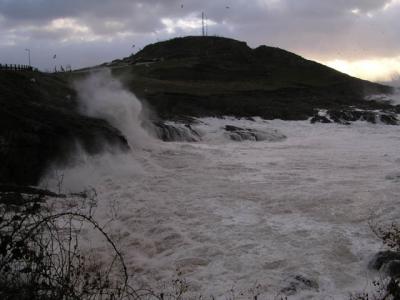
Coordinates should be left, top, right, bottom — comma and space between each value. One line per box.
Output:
0, 187, 136, 300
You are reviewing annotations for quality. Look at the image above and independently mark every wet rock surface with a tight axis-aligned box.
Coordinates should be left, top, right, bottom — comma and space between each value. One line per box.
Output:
224, 125, 287, 142
152, 122, 201, 142
0, 71, 129, 185
280, 274, 319, 296
310, 109, 399, 125
369, 251, 400, 273
385, 260, 400, 278
310, 115, 332, 124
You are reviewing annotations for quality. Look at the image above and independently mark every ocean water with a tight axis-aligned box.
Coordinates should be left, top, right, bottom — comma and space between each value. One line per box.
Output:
41, 72, 400, 298
43, 117, 400, 299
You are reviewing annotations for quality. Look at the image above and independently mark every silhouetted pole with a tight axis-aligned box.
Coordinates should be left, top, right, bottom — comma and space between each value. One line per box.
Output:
53, 54, 57, 73
25, 48, 31, 66
202, 12, 205, 36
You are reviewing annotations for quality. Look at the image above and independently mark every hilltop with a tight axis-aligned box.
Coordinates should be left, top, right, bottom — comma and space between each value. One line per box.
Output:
105, 36, 394, 120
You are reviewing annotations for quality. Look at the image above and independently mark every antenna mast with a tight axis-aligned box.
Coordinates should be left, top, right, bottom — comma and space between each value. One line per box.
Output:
202, 12, 205, 36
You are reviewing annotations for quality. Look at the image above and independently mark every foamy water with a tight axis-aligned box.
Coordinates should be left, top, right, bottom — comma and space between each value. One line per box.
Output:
41, 72, 400, 298
44, 118, 400, 299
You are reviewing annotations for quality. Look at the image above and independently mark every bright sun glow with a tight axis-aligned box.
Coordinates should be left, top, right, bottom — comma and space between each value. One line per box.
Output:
46, 18, 90, 33
384, 0, 400, 10
324, 57, 400, 82
161, 15, 217, 34
43, 18, 118, 43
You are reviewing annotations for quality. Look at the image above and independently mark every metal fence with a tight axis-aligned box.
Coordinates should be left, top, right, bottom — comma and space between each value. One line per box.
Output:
0, 64, 35, 71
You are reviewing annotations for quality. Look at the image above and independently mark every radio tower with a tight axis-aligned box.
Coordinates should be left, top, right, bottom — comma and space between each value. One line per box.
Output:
202, 12, 205, 36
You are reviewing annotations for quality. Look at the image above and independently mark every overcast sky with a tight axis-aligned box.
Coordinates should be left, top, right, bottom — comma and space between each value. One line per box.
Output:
1, 0, 399, 81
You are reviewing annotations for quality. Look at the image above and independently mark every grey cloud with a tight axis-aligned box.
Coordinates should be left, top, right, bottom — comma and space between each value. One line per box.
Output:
281, 0, 393, 15
0, 0, 399, 70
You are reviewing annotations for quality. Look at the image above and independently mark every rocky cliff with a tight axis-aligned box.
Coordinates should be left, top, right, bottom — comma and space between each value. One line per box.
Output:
0, 71, 128, 185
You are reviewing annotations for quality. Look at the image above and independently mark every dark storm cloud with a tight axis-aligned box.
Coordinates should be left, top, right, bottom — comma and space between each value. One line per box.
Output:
0, 0, 394, 37
0, 0, 399, 72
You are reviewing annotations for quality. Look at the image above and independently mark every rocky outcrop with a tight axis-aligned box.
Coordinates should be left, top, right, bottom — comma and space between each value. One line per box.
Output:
369, 250, 400, 277
224, 125, 286, 142
0, 71, 129, 186
280, 274, 319, 296
310, 109, 399, 125
310, 115, 332, 124
151, 122, 201, 142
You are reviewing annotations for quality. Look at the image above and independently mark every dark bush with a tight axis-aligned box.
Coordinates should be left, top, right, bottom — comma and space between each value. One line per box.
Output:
0, 188, 134, 300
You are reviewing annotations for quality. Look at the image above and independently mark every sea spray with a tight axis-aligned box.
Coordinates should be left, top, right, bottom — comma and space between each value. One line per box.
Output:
74, 69, 155, 148
41, 69, 157, 192
40, 145, 147, 192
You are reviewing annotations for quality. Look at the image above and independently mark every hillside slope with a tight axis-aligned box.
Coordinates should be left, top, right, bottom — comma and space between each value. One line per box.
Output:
0, 71, 128, 185
106, 36, 394, 120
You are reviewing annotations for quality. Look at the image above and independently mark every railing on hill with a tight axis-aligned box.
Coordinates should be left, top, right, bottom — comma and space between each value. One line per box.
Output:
0, 64, 36, 71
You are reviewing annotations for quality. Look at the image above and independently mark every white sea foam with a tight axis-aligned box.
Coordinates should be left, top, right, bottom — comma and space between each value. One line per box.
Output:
365, 90, 400, 105
74, 69, 155, 148
42, 70, 157, 191
42, 118, 400, 298
41, 73, 400, 298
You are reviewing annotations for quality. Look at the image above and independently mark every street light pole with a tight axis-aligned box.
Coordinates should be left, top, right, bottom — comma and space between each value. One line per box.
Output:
25, 48, 31, 66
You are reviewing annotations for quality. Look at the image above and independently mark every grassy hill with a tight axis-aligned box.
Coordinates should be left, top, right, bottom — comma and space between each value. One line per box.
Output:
102, 36, 393, 120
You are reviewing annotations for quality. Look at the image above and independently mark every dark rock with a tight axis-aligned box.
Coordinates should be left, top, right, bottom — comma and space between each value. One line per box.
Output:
0, 71, 129, 186
224, 125, 286, 142
359, 111, 377, 123
280, 274, 319, 296
369, 251, 400, 270
385, 260, 400, 278
311, 109, 399, 125
245, 117, 256, 121
385, 172, 400, 181
328, 110, 360, 124
224, 125, 245, 132
152, 122, 201, 142
380, 114, 399, 125
310, 115, 332, 124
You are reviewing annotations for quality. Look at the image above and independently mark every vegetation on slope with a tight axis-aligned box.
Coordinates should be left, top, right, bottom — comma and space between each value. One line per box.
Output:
104, 36, 394, 120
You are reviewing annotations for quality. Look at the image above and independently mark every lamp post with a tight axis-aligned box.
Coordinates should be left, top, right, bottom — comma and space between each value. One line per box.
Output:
25, 48, 31, 66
